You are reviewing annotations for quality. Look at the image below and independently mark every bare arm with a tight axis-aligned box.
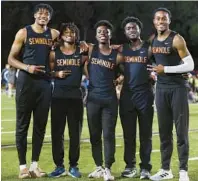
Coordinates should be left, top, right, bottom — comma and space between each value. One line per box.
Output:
8, 28, 27, 70
148, 46, 153, 61
116, 51, 125, 73
114, 52, 125, 85
162, 34, 194, 73
147, 34, 156, 62
83, 44, 94, 79
82, 55, 89, 76
84, 61, 89, 78
80, 41, 89, 53
147, 34, 194, 74
8, 28, 47, 74
116, 52, 124, 65
49, 51, 55, 71
80, 42, 89, 65
51, 28, 60, 41
51, 29, 60, 50
173, 34, 190, 58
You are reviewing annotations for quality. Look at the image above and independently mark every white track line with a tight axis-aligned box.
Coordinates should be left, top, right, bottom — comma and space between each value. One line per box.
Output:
1, 108, 15, 110
1, 120, 16, 122
189, 157, 198, 161
1, 131, 15, 134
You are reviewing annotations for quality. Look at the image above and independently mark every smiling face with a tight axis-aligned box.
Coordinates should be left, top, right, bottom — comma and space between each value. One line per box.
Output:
153, 11, 171, 33
34, 8, 51, 26
124, 22, 141, 40
96, 26, 111, 43
61, 28, 76, 43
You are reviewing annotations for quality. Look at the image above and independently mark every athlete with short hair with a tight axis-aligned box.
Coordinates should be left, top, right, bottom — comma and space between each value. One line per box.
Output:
148, 8, 194, 181
8, 3, 59, 179
85, 20, 124, 181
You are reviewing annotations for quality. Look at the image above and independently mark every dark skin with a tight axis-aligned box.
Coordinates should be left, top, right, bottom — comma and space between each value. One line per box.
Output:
113, 22, 153, 84
49, 27, 88, 78
147, 10, 191, 74
84, 25, 124, 80
8, 8, 59, 73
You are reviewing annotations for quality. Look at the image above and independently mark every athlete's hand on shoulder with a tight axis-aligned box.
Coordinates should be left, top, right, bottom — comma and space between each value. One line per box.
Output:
147, 64, 164, 74
52, 40, 59, 50
27, 65, 46, 74
80, 41, 89, 54
56, 70, 72, 78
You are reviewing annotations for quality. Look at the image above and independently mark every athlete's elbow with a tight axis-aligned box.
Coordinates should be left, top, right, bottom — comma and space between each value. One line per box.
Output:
8, 54, 16, 67
8, 55, 13, 66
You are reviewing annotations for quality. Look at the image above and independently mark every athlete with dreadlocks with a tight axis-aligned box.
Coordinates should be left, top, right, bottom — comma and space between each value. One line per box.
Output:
48, 22, 88, 178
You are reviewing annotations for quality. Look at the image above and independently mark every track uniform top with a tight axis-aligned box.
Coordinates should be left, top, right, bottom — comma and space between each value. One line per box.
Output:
122, 42, 151, 91
151, 31, 187, 88
88, 45, 118, 101
23, 25, 53, 75
53, 46, 84, 99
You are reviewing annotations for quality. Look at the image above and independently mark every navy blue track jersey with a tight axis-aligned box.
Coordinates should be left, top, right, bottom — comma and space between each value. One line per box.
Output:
122, 42, 151, 91
88, 45, 118, 101
53, 46, 84, 99
23, 25, 53, 73
151, 31, 187, 88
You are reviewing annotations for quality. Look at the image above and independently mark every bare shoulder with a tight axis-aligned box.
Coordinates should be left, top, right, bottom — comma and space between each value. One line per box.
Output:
173, 34, 187, 49
15, 28, 27, 41
51, 28, 60, 40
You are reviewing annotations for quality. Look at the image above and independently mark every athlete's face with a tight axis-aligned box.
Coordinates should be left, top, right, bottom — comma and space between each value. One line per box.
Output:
124, 22, 140, 40
96, 26, 111, 43
153, 11, 170, 32
34, 8, 51, 26
61, 28, 76, 43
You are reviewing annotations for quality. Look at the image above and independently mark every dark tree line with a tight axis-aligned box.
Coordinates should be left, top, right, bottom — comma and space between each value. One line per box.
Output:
1, 1, 198, 69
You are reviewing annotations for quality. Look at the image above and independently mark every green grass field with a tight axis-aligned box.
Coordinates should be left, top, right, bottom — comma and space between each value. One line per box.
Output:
1, 93, 198, 181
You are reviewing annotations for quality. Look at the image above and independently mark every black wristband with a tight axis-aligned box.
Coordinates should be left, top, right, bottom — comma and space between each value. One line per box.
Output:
80, 51, 89, 56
